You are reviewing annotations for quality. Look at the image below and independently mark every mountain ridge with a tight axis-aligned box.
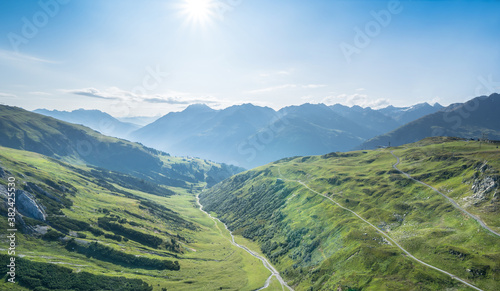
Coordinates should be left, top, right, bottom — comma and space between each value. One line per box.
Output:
34, 108, 140, 139
130, 101, 443, 168
2, 105, 242, 187
360, 93, 500, 149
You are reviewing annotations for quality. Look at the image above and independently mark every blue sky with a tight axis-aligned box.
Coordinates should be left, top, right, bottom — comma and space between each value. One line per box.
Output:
0, 0, 499, 117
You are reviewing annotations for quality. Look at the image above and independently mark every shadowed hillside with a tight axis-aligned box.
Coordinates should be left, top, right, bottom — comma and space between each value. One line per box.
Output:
360, 93, 500, 149
0, 105, 242, 187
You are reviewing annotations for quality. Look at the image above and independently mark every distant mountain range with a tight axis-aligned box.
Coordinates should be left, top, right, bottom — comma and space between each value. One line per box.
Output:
377, 102, 444, 125
129, 102, 443, 168
33, 100, 450, 169
116, 115, 162, 127
34, 109, 140, 139
331, 102, 443, 135
360, 93, 500, 149
2, 105, 241, 187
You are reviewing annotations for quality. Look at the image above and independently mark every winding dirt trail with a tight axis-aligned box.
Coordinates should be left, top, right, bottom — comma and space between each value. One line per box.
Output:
277, 167, 484, 291
196, 193, 293, 291
390, 151, 500, 238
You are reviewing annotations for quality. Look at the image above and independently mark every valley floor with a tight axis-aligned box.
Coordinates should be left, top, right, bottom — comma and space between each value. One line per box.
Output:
0, 146, 277, 291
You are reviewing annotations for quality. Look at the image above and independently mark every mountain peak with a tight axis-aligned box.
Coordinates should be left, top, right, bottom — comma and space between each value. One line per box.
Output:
183, 103, 214, 113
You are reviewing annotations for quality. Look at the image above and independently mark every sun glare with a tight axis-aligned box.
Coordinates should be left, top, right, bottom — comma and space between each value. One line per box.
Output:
181, 0, 214, 25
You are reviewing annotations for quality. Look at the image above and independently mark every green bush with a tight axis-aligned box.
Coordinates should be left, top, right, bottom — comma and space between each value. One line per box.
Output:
65, 240, 180, 271
48, 216, 91, 233
42, 229, 63, 241
104, 233, 122, 242
98, 217, 163, 248
0, 254, 152, 290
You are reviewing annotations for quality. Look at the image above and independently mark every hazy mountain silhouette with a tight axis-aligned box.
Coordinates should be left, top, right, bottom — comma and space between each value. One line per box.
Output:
360, 93, 500, 149
377, 102, 444, 125
2, 105, 241, 186
116, 115, 161, 127
330, 104, 401, 136
34, 108, 139, 139
132, 102, 439, 168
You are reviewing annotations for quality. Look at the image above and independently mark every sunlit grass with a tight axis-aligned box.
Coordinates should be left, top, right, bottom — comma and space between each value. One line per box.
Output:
0, 146, 270, 290
201, 138, 500, 290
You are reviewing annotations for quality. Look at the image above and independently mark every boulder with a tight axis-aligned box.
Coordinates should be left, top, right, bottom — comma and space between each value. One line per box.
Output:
15, 190, 47, 221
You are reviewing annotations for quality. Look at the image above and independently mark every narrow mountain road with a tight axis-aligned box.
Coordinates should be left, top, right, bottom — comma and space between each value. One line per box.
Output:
277, 167, 484, 291
391, 151, 500, 238
196, 193, 293, 291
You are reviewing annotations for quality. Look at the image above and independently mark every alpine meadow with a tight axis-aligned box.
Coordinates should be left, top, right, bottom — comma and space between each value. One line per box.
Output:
1, 1, 500, 290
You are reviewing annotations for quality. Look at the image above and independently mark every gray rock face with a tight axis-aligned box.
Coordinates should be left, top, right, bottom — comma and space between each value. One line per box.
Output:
463, 161, 499, 207
15, 190, 47, 221
0, 186, 43, 234
476, 161, 493, 173
472, 176, 498, 200
469, 162, 498, 205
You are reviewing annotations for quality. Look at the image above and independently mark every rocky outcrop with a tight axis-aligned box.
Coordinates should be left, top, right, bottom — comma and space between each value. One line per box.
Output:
15, 190, 47, 221
471, 176, 498, 203
0, 185, 45, 234
463, 161, 499, 207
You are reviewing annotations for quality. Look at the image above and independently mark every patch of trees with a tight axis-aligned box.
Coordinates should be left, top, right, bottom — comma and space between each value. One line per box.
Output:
0, 254, 153, 290
327, 177, 341, 186
47, 216, 103, 238
89, 227, 104, 236
48, 216, 90, 233
104, 233, 123, 242
139, 200, 197, 230
98, 217, 163, 248
50, 179, 78, 193
22, 216, 47, 228
65, 240, 180, 270
25, 182, 74, 208
42, 229, 64, 241
89, 167, 175, 196
124, 209, 153, 222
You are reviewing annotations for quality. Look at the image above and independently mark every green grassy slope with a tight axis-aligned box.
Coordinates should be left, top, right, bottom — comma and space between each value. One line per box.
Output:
0, 104, 242, 187
0, 146, 271, 290
200, 137, 500, 290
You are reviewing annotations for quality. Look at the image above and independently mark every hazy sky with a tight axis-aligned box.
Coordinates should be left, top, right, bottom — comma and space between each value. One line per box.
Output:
1, 0, 499, 117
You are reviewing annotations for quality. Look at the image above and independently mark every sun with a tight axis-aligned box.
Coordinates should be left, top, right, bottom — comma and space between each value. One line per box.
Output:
180, 0, 214, 25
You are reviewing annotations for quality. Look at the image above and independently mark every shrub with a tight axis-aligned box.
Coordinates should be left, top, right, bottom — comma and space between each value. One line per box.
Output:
98, 217, 163, 248
65, 240, 180, 271
0, 254, 153, 291
42, 229, 63, 241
